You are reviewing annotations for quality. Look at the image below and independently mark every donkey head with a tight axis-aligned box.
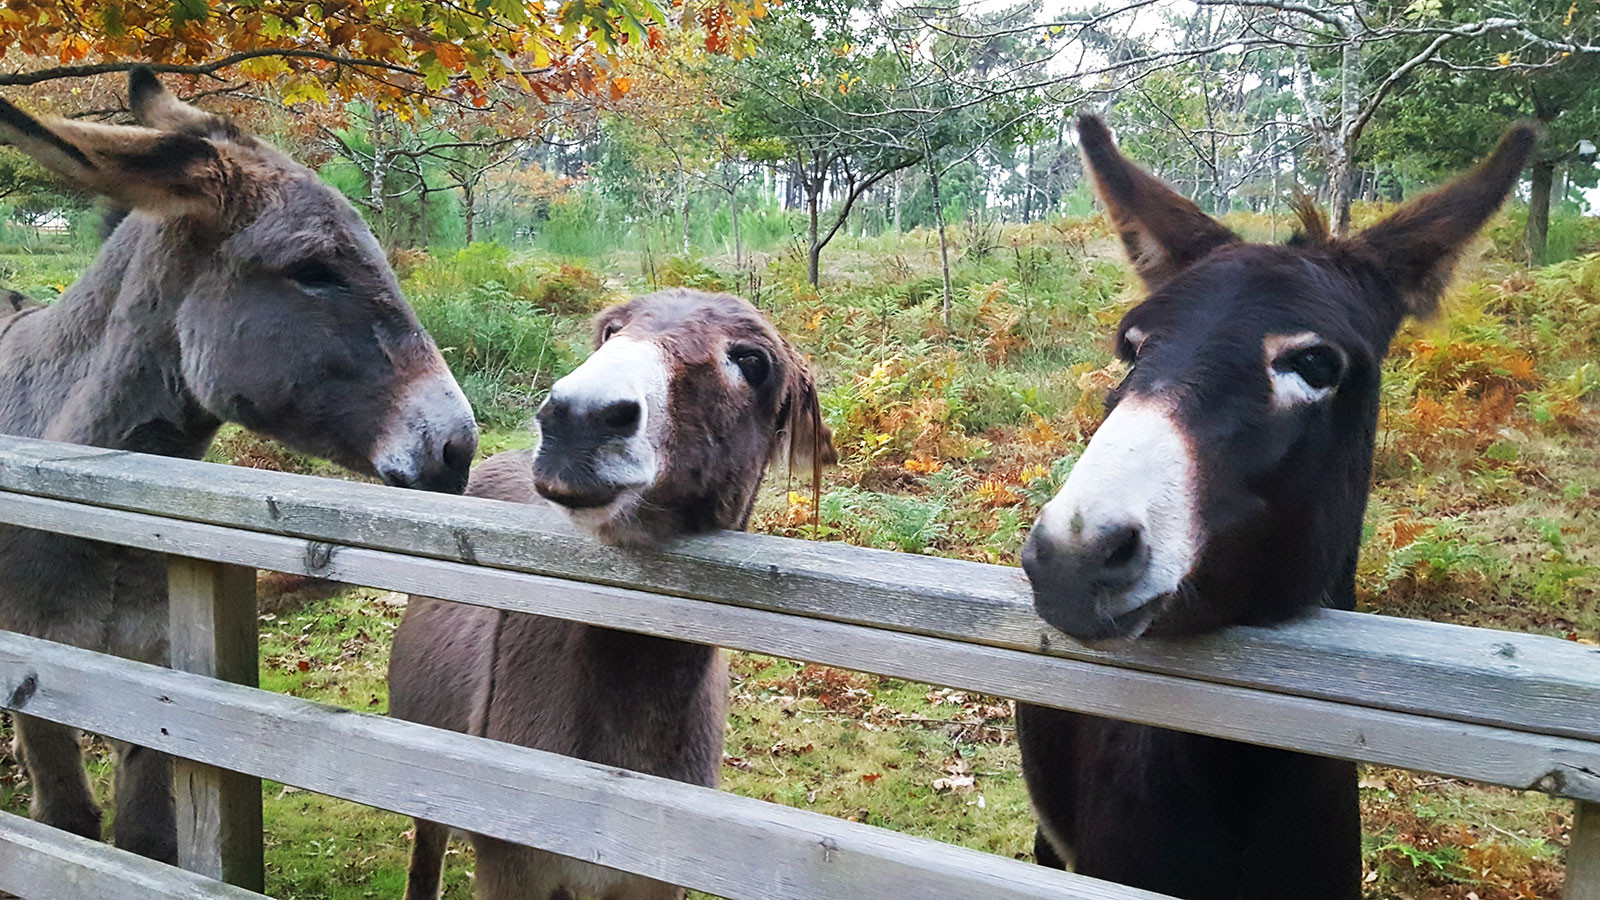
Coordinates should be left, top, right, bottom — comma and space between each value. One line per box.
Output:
0, 69, 476, 492
532, 288, 834, 546
1023, 115, 1535, 643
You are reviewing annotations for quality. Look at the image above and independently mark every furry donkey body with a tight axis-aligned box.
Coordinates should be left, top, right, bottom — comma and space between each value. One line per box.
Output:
0, 71, 476, 861
389, 289, 833, 900
1016, 117, 1535, 899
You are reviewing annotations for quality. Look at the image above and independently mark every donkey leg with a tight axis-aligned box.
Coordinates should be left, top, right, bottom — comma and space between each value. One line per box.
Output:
13, 714, 101, 840
404, 819, 450, 900
472, 837, 559, 900
109, 739, 177, 863
1238, 753, 1361, 900
1033, 826, 1069, 870
604, 878, 684, 900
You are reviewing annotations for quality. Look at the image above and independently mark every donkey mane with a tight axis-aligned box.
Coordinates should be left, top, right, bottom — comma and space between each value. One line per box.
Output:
1286, 191, 1331, 248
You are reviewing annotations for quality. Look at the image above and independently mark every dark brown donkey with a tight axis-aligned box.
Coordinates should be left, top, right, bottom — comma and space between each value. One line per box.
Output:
388, 288, 833, 900
0, 70, 477, 862
1017, 116, 1534, 899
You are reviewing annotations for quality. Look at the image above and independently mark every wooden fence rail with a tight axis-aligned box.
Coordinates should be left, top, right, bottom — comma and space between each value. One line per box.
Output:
0, 812, 269, 900
0, 434, 1594, 899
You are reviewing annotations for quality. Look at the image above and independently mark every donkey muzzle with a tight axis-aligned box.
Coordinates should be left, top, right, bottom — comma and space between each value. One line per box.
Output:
1022, 521, 1163, 642
372, 371, 477, 495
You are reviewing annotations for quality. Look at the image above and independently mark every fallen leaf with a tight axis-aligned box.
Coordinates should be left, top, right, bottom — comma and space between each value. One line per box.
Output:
861, 773, 882, 783
933, 774, 976, 793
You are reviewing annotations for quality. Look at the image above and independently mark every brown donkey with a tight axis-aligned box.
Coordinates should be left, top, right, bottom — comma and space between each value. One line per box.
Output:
388, 288, 834, 900
0, 70, 477, 861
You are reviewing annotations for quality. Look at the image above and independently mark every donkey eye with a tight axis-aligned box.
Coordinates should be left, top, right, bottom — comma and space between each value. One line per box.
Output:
285, 260, 344, 292
731, 349, 770, 387
1275, 345, 1343, 390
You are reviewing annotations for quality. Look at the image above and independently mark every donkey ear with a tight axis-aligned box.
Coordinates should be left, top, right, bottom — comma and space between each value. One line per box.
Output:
129, 67, 233, 139
0, 96, 227, 219
1349, 124, 1537, 317
774, 352, 837, 475
1078, 114, 1239, 290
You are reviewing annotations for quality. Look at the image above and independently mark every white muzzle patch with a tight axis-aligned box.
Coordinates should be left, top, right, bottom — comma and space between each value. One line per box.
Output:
1034, 396, 1201, 620
540, 335, 670, 518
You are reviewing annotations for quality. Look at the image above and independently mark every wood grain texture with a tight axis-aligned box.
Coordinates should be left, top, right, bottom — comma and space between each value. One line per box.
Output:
1570, 802, 1600, 900
0, 811, 270, 900
0, 436, 1595, 743
0, 631, 1171, 900
167, 557, 265, 892
0, 492, 1597, 801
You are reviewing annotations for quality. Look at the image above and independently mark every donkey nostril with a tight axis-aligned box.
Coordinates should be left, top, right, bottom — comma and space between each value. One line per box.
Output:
537, 396, 570, 430
443, 435, 474, 474
597, 400, 641, 437
1102, 525, 1143, 570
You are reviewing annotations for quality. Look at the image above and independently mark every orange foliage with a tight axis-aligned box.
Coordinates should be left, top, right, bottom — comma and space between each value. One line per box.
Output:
0, 0, 767, 116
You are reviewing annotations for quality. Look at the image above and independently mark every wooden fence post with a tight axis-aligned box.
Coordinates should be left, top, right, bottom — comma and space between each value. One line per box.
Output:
1570, 801, 1600, 900
167, 556, 265, 892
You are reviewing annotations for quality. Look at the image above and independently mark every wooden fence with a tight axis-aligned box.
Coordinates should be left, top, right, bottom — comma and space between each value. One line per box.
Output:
0, 433, 1595, 899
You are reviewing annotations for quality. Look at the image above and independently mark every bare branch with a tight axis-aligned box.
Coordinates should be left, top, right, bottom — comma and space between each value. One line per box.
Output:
0, 49, 423, 88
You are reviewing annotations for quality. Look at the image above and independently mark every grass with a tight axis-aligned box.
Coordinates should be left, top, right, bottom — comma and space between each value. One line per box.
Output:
2, 205, 1598, 898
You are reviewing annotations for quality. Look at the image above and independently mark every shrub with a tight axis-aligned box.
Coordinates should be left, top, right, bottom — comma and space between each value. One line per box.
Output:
533, 263, 608, 314
537, 190, 621, 258
819, 486, 949, 554
656, 256, 729, 292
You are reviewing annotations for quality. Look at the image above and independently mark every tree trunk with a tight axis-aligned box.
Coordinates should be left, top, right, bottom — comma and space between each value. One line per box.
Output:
482, 179, 494, 240
1330, 26, 1362, 236
1525, 157, 1555, 266
1022, 141, 1035, 224
368, 155, 388, 218
462, 179, 476, 245
928, 162, 952, 329
1329, 151, 1354, 237
787, 160, 804, 211
365, 110, 393, 245
1270, 136, 1280, 241
412, 187, 429, 249
730, 190, 742, 268
807, 186, 821, 286
679, 170, 691, 256
1049, 114, 1067, 210
892, 170, 902, 234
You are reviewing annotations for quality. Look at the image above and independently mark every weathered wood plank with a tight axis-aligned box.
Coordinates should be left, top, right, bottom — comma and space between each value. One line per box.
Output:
167, 557, 265, 892
0, 631, 1170, 900
0, 811, 271, 900
0, 435, 1595, 743
1570, 802, 1600, 900
1, 491, 1597, 801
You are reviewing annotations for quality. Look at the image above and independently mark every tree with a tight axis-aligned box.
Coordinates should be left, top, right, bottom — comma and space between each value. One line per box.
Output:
729, 1, 924, 285
597, 33, 731, 259
0, 1, 772, 114
1361, 24, 1600, 263
893, 0, 1598, 235
880, 2, 1053, 321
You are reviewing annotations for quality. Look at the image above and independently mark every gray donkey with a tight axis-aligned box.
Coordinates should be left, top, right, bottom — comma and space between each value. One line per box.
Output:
0, 69, 477, 861
389, 289, 834, 900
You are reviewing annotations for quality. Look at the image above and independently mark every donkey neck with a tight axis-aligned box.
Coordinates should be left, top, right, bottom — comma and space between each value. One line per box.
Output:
0, 216, 220, 458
